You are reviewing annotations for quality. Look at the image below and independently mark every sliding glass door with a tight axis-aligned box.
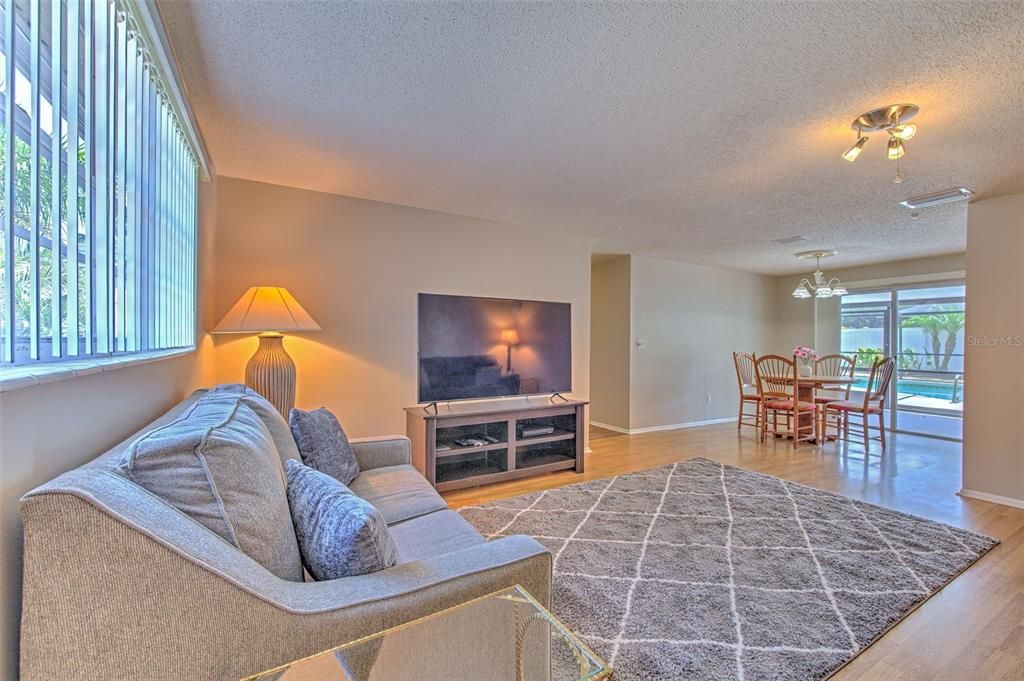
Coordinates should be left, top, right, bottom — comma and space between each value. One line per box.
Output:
840, 282, 965, 440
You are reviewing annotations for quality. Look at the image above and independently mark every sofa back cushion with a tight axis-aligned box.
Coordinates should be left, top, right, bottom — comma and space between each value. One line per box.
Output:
204, 383, 302, 466
118, 396, 304, 582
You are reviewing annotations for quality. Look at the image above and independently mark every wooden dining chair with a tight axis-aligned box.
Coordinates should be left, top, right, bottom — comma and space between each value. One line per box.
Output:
754, 354, 817, 446
823, 356, 896, 452
813, 354, 856, 442
733, 352, 760, 433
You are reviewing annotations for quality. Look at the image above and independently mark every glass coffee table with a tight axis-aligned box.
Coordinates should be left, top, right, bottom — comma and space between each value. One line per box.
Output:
243, 585, 609, 681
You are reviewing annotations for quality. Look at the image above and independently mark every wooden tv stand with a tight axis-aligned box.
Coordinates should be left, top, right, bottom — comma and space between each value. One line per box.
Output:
404, 397, 587, 492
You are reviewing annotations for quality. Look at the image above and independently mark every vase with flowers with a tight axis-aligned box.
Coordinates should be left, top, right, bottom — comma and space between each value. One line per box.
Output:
793, 345, 820, 377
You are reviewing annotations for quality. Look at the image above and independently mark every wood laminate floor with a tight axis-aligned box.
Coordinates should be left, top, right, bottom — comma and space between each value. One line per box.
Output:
443, 422, 1024, 681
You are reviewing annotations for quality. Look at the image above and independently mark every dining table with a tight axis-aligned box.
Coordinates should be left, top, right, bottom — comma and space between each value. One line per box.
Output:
784, 374, 856, 442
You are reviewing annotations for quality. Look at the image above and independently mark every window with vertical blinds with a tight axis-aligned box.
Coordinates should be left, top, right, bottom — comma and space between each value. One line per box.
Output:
0, 0, 197, 368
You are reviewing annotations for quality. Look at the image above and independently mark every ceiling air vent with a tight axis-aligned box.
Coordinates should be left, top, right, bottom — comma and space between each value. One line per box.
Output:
771, 235, 809, 246
899, 188, 974, 209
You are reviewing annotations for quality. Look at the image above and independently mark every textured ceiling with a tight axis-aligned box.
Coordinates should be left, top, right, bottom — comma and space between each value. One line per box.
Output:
158, 1, 1024, 275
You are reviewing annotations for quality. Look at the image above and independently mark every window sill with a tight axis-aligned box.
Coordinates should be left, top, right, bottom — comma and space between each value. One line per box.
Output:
0, 348, 195, 393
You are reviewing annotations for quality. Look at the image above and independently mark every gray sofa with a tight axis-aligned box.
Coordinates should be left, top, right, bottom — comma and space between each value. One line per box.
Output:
19, 389, 550, 681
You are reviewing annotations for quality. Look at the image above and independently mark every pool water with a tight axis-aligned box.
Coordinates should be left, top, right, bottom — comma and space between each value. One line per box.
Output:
852, 378, 960, 401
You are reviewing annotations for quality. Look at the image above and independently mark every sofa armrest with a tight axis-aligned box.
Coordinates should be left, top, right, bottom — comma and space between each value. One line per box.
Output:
20, 475, 550, 681
350, 434, 411, 470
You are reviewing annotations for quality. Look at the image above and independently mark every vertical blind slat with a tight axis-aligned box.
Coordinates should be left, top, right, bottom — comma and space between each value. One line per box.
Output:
140, 62, 149, 348
66, 0, 81, 356
49, 0, 64, 357
123, 27, 136, 351
83, 0, 94, 354
171, 125, 179, 342
28, 0, 41, 359
149, 76, 156, 348
114, 11, 125, 351
178, 133, 185, 346
94, 0, 112, 355
189, 156, 196, 343
132, 39, 143, 348
161, 104, 169, 346
154, 93, 163, 346
2, 0, 16, 362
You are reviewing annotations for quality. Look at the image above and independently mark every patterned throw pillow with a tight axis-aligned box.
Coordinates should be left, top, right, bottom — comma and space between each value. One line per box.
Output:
284, 459, 398, 580
288, 407, 360, 485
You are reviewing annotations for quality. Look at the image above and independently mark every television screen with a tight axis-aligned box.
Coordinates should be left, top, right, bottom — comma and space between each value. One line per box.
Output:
418, 293, 572, 403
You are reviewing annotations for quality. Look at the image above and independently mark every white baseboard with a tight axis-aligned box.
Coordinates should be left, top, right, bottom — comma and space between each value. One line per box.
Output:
958, 488, 1024, 510
589, 420, 630, 434
591, 417, 736, 436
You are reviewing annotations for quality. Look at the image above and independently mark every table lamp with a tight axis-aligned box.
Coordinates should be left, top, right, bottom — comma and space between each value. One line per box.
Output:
212, 286, 321, 416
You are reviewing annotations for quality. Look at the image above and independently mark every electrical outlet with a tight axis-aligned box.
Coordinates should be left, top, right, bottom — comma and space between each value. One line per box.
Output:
706, 394, 712, 404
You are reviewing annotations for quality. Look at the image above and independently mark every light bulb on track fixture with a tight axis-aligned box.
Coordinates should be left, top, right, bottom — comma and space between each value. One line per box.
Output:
887, 137, 905, 160
842, 135, 868, 162
891, 124, 916, 140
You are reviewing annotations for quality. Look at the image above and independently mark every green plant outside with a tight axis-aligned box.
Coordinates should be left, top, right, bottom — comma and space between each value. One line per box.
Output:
900, 307, 965, 372
0, 123, 89, 340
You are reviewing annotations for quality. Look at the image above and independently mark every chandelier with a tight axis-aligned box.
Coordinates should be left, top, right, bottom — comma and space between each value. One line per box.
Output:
841, 104, 918, 183
791, 251, 848, 299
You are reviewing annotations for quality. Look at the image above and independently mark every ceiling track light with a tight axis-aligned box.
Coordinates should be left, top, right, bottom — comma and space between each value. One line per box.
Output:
791, 251, 848, 300
840, 103, 919, 182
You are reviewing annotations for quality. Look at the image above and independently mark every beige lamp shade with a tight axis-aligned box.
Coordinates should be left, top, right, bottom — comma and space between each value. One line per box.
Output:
500, 328, 519, 345
213, 286, 321, 334
212, 287, 320, 417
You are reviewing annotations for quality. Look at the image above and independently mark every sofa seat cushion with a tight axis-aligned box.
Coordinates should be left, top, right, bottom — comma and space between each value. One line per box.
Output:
388, 510, 485, 563
348, 465, 447, 525
118, 397, 304, 582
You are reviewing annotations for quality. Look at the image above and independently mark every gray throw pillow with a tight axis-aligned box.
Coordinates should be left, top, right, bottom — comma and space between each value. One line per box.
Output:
285, 459, 398, 580
289, 407, 360, 485
119, 398, 304, 582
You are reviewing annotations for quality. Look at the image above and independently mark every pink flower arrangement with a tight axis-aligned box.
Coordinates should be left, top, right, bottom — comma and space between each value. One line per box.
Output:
793, 345, 820, 361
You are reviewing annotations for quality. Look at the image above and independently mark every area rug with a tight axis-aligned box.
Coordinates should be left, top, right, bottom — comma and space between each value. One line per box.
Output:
457, 458, 998, 681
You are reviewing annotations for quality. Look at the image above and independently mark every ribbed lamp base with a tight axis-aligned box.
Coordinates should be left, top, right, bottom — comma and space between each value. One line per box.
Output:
245, 333, 296, 417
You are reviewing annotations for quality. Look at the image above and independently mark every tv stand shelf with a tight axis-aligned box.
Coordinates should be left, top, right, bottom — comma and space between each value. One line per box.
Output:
404, 398, 587, 492
435, 441, 509, 458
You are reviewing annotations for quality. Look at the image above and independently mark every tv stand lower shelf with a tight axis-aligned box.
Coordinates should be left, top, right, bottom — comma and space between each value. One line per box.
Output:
404, 398, 587, 492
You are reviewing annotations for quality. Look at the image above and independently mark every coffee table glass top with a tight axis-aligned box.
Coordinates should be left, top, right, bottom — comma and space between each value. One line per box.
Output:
243, 585, 609, 681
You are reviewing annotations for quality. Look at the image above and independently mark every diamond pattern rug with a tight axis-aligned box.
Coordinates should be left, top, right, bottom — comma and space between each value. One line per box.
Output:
457, 458, 998, 681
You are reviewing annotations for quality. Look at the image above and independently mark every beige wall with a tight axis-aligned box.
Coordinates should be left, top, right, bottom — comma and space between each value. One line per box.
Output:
963, 193, 1024, 505
0, 176, 219, 679
589, 256, 631, 429
773, 253, 967, 356
627, 255, 776, 430
210, 177, 591, 438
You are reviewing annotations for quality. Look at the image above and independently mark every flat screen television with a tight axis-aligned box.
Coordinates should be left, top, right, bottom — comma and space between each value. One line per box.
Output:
417, 293, 572, 403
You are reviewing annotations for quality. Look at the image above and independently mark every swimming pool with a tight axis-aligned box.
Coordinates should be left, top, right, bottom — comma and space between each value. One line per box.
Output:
852, 378, 961, 401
